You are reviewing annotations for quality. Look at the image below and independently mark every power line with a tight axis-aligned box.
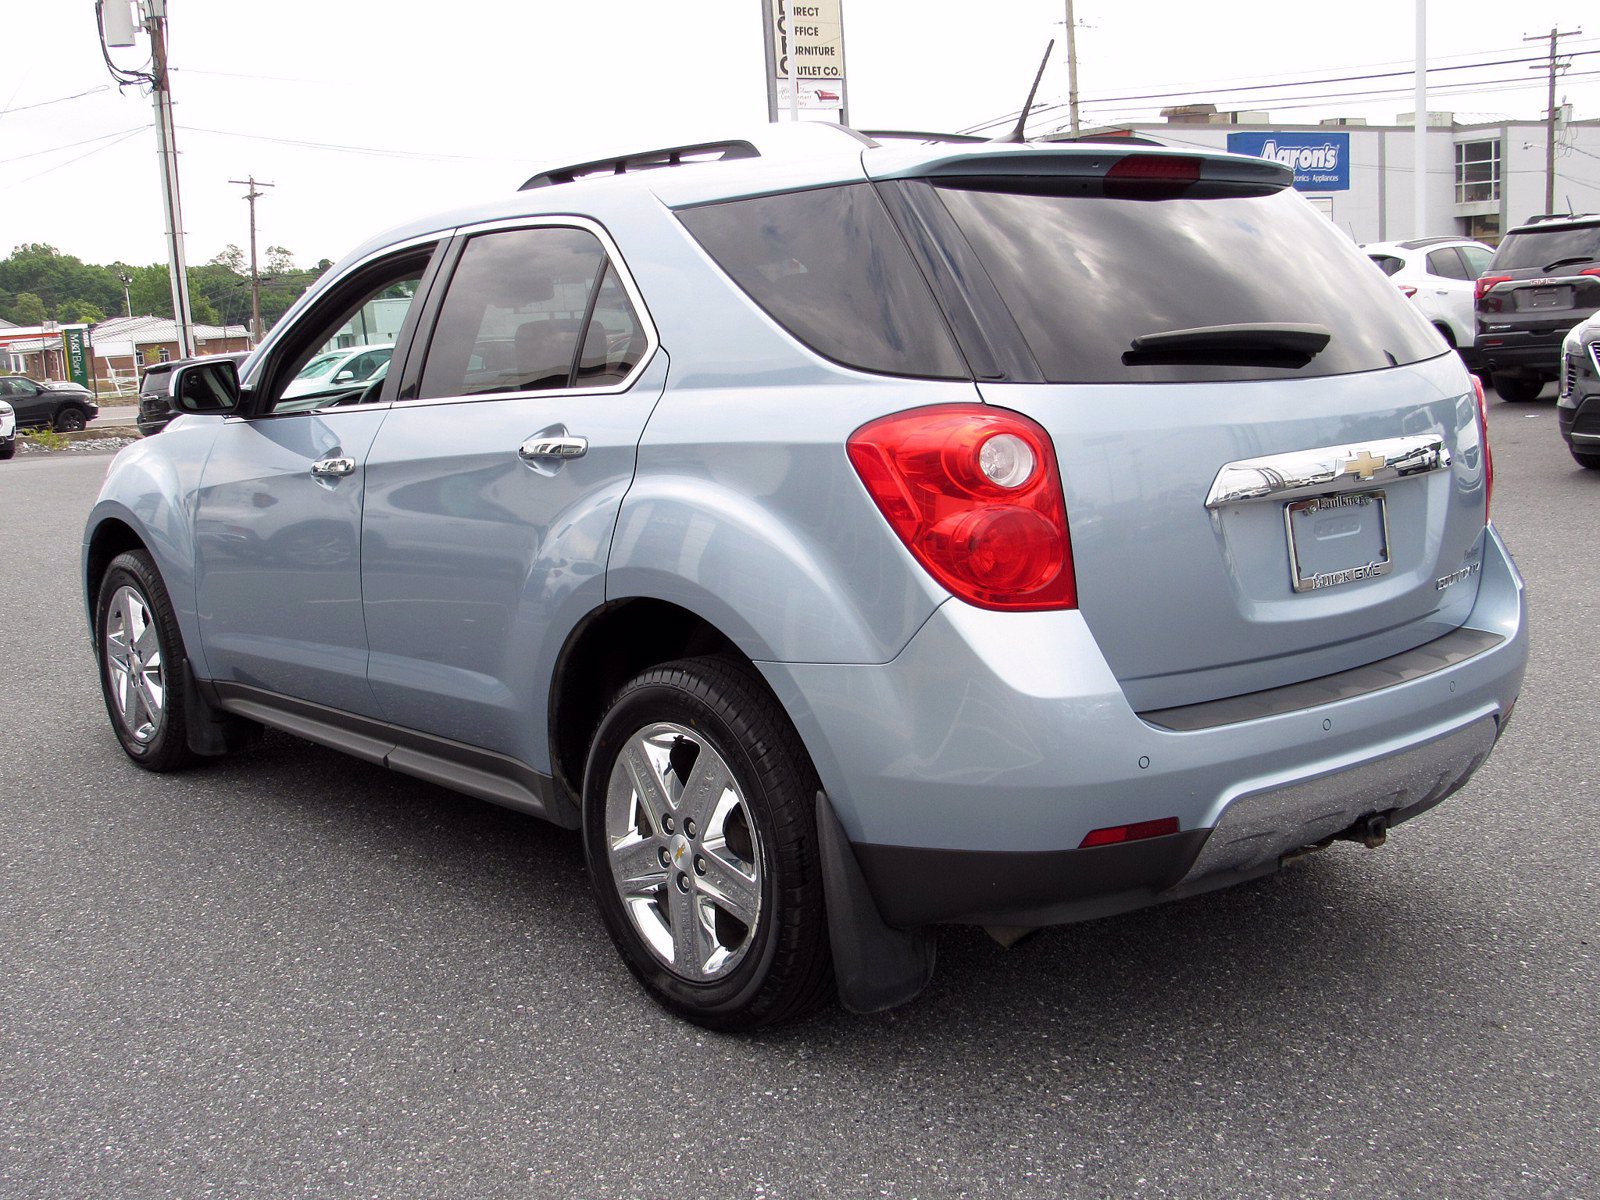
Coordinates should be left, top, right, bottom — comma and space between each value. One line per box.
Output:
960, 45, 1600, 136
178, 124, 518, 163
0, 85, 113, 117
0, 127, 145, 165
0, 129, 143, 191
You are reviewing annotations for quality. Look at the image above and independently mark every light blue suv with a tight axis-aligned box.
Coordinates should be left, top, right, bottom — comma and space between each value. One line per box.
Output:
83, 124, 1527, 1028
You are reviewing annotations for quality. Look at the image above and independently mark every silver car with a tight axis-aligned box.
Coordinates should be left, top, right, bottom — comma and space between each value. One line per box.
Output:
83, 124, 1527, 1028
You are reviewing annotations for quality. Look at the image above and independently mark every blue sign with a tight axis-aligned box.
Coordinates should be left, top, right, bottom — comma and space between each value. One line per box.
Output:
1227, 131, 1350, 192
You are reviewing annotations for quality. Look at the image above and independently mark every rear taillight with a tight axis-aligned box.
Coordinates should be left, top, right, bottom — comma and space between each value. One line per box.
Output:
1475, 274, 1511, 305
1582, 268, 1600, 279
1472, 374, 1493, 519
1398, 284, 1419, 299
847, 404, 1076, 611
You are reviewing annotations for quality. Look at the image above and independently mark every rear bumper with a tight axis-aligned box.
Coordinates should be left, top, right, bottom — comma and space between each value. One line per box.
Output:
1475, 328, 1566, 377
760, 525, 1526, 928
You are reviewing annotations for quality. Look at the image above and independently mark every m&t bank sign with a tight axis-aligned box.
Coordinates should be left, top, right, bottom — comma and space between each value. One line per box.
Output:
1227, 132, 1349, 192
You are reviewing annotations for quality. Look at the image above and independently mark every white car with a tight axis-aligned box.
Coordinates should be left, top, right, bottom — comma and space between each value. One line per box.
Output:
281, 342, 394, 399
0, 399, 15, 460
1364, 237, 1495, 368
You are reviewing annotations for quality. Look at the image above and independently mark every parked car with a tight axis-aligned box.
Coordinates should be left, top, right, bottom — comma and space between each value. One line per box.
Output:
280, 342, 393, 400
1364, 236, 1494, 369
0, 376, 98, 431
0, 398, 14, 459
82, 124, 1526, 1029
138, 352, 252, 436
1475, 212, 1600, 402
1558, 310, 1600, 469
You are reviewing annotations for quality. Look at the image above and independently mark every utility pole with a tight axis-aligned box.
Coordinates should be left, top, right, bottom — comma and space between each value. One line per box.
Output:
1526, 26, 1580, 216
229, 176, 274, 343
1413, 0, 1427, 239
144, 0, 196, 357
1064, 0, 1080, 134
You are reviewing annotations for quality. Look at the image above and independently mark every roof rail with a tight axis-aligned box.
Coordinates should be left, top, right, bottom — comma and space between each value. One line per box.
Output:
1523, 211, 1599, 224
519, 140, 761, 191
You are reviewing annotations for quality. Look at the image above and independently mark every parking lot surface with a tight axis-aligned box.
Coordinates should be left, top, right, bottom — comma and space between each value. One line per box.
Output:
0, 390, 1594, 1199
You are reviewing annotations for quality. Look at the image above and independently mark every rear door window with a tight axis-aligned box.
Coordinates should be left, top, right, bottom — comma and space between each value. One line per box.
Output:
1426, 248, 1472, 280
417, 225, 649, 399
930, 182, 1442, 383
678, 184, 968, 379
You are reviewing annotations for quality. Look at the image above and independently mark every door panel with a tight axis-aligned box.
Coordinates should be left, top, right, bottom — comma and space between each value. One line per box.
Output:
193, 410, 389, 715
362, 354, 666, 766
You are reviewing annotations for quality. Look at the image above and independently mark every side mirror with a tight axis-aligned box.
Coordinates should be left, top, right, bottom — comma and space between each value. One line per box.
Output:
169, 359, 240, 414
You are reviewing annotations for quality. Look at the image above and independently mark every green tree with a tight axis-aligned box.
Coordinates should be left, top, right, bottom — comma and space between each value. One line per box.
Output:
264, 245, 296, 275
125, 265, 221, 324
210, 245, 246, 273
12, 292, 46, 325
59, 299, 107, 324
0, 244, 121, 318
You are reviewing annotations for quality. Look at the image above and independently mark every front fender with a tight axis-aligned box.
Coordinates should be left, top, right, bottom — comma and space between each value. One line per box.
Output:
82, 419, 221, 676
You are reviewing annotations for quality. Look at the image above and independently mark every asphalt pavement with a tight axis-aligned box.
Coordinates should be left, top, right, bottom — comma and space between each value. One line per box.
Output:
0, 390, 1594, 1199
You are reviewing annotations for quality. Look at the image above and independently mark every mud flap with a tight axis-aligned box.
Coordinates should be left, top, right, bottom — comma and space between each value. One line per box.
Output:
184, 665, 261, 757
815, 791, 936, 1014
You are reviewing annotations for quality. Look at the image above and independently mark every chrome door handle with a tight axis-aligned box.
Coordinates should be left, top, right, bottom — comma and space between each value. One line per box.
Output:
519, 435, 588, 462
311, 456, 356, 478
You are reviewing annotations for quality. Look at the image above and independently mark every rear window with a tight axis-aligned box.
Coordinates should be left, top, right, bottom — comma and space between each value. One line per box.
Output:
932, 183, 1442, 383
1490, 224, 1600, 272
678, 184, 967, 379
140, 369, 172, 398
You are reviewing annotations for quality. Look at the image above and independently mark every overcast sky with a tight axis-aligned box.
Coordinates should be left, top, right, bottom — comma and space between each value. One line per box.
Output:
2, 0, 1596, 271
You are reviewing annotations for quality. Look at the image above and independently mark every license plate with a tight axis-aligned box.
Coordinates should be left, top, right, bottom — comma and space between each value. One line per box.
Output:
1523, 286, 1573, 310
1285, 490, 1391, 593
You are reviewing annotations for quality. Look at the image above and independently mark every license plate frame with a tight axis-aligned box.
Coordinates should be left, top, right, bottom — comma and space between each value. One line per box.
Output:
1523, 285, 1573, 310
1284, 489, 1392, 593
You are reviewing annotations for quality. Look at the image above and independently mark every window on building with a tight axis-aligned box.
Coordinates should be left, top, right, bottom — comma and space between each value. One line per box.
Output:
1455, 140, 1500, 204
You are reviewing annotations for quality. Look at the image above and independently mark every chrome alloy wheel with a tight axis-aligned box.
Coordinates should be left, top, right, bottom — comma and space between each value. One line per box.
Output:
103, 584, 166, 744
604, 722, 763, 981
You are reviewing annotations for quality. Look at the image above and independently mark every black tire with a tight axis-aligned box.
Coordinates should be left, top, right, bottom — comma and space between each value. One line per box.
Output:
1491, 373, 1545, 404
0, 438, 13, 460
53, 405, 88, 432
582, 656, 833, 1030
1572, 448, 1600, 471
1433, 323, 1457, 348
94, 550, 200, 771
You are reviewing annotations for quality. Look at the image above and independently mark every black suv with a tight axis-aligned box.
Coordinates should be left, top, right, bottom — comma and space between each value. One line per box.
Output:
138, 352, 250, 435
1475, 213, 1600, 402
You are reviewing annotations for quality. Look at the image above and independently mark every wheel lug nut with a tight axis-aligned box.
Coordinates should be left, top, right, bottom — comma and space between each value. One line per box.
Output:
662, 815, 675, 833
694, 856, 707, 876
675, 872, 689, 893
657, 847, 671, 868
684, 818, 697, 838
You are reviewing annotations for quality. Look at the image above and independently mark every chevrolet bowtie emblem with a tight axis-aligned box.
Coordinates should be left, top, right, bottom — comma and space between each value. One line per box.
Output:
1343, 449, 1385, 480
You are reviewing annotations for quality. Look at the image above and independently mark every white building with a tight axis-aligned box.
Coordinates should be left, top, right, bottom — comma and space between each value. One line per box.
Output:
1047, 108, 1600, 245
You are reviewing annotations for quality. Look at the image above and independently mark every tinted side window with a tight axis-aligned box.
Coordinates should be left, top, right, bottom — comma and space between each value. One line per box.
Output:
678, 184, 967, 380
933, 183, 1441, 383
419, 226, 648, 400
1426, 248, 1471, 280
1369, 255, 1404, 277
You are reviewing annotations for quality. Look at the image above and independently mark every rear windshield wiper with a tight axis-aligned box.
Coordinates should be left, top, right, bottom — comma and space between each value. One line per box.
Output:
1540, 256, 1596, 272
1123, 322, 1331, 368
